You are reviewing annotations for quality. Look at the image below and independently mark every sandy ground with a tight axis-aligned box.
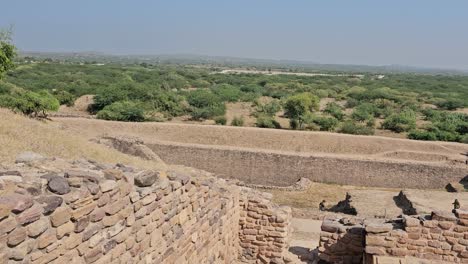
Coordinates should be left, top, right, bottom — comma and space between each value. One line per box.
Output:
289, 218, 322, 263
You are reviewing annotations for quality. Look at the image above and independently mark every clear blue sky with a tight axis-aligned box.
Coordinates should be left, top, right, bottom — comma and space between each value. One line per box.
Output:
2, 0, 468, 69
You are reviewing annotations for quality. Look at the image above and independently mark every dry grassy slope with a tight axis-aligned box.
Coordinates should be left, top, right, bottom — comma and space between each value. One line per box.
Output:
0, 109, 165, 169
54, 117, 467, 163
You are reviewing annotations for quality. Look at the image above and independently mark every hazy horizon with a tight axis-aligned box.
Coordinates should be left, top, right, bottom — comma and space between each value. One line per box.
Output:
3, 0, 468, 70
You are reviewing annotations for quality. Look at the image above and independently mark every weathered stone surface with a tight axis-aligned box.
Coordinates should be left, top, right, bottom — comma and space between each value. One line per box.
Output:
36, 195, 63, 215
103, 169, 124, 181
0, 205, 10, 220
15, 151, 45, 163
0, 193, 33, 213
48, 176, 71, 195
71, 202, 97, 220
16, 203, 43, 225
365, 224, 393, 234
0, 216, 17, 234
99, 180, 117, 193
27, 217, 49, 237
431, 210, 457, 222
74, 216, 90, 233
167, 171, 190, 185
56, 221, 74, 238
86, 182, 100, 195
49, 207, 71, 227
134, 170, 160, 187
7, 227, 27, 246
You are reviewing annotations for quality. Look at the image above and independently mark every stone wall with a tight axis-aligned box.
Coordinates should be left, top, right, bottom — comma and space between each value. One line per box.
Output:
319, 210, 468, 263
318, 218, 365, 264
148, 141, 468, 189
0, 156, 291, 264
365, 210, 468, 263
238, 189, 292, 263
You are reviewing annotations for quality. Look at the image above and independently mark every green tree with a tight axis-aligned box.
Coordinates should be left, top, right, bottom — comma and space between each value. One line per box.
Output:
0, 28, 16, 79
0, 90, 59, 117
284, 92, 319, 129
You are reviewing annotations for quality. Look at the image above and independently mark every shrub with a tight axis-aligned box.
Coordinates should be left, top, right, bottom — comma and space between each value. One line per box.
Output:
187, 89, 221, 108
255, 115, 281, 129
345, 98, 359, 108
351, 103, 377, 123
214, 116, 227, 125
324, 102, 344, 120
408, 130, 437, 141
0, 90, 59, 117
96, 101, 146, 122
460, 134, 468, 144
283, 92, 319, 119
91, 87, 128, 113
381, 109, 417, 133
211, 84, 241, 102
312, 116, 339, 131
436, 99, 465, 110
53, 90, 75, 106
254, 99, 281, 117
338, 121, 375, 135
231, 116, 244, 126
190, 104, 226, 120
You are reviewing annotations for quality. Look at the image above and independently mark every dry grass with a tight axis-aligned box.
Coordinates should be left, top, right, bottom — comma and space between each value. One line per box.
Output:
54, 117, 467, 164
0, 109, 165, 169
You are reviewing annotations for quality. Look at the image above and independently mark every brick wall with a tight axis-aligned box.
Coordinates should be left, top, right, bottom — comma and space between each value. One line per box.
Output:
365, 210, 468, 263
238, 189, 292, 263
318, 210, 468, 264
318, 218, 365, 264
0, 157, 293, 264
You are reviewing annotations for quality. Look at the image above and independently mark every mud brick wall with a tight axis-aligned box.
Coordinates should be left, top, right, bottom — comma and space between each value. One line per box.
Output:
148, 141, 468, 189
318, 218, 365, 264
365, 210, 468, 263
238, 189, 292, 264
0, 158, 241, 264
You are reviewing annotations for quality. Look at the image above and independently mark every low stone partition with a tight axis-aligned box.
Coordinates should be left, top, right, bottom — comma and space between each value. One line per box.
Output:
319, 210, 468, 263
0, 155, 293, 264
318, 217, 365, 264
147, 140, 468, 189
238, 188, 292, 263
365, 210, 468, 263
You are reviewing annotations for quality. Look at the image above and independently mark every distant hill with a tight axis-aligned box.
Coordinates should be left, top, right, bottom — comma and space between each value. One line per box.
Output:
18, 51, 468, 75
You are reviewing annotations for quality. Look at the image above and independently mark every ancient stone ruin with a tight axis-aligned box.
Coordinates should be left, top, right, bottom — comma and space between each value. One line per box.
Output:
319, 210, 468, 263
0, 155, 292, 263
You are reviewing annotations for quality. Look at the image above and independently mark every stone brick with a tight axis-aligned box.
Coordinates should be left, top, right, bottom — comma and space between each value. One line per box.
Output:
16, 203, 43, 225
56, 221, 74, 238
99, 180, 117, 193
36, 195, 63, 214
7, 227, 27, 246
27, 217, 49, 237
71, 202, 97, 220
0, 193, 33, 213
50, 207, 71, 227
0, 216, 17, 234
38, 230, 57, 249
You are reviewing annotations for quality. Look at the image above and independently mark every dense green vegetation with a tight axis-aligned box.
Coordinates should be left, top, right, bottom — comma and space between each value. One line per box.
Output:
0, 59, 467, 143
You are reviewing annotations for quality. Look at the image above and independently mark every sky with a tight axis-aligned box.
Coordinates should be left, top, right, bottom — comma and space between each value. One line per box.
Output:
2, 0, 468, 70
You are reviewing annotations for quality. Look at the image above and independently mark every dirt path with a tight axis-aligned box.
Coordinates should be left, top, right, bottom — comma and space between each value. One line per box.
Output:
289, 218, 322, 263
